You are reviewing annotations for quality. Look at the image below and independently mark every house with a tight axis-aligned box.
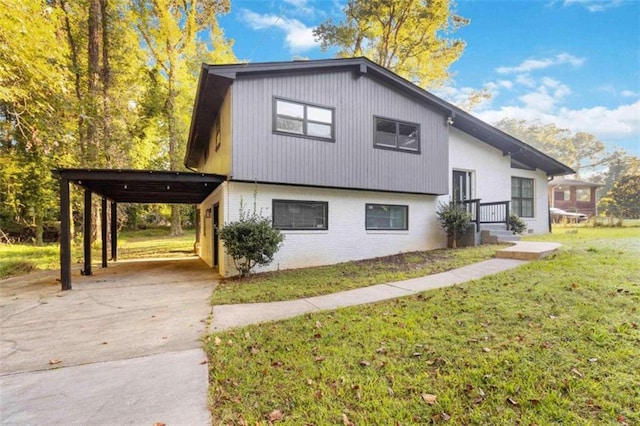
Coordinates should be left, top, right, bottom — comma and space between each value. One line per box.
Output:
548, 178, 601, 218
185, 57, 573, 277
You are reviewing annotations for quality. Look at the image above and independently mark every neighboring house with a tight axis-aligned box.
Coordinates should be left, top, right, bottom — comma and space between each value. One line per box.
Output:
185, 57, 573, 276
548, 178, 601, 217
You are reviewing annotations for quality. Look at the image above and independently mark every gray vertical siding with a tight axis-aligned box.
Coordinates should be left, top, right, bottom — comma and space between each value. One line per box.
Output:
231, 70, 448, 194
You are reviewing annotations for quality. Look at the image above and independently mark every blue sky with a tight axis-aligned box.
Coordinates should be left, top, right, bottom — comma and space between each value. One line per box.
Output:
218, 0, 640, 155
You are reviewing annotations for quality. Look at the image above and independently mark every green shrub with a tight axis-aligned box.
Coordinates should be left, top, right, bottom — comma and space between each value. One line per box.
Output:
508, 213, 527, 234
219, 203, 284, 277
436, 202, 471, 248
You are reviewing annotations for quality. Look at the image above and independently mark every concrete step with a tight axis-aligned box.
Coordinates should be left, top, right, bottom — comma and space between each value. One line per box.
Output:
497, 235, 521, 242
496, 242, 561, 260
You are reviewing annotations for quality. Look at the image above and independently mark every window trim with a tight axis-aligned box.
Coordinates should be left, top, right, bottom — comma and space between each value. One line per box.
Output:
365, 203, 409, 231
511, 176, 535, 218
272, 97, 335, 142
373, 115, 421, 154
272, 199, 329, 231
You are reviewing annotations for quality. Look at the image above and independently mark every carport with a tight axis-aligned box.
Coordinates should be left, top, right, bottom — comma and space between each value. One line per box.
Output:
53, 169, 226, 291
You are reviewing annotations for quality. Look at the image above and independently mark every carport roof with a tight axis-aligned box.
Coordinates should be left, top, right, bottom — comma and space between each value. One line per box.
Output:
53, 168, 226, 204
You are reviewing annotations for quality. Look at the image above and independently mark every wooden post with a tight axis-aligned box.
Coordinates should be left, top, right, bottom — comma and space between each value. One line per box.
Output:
101, 197, 107, 268
110, 201, 117, 261
83, 189, 92, 276
60, 178, 72, 290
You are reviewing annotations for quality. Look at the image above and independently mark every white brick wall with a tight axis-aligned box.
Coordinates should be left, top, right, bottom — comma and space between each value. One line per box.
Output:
209, 182, 446, 276
444, 128, 550, 234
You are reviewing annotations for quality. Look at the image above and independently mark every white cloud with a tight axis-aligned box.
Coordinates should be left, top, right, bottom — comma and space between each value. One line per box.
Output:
240, 9, 318, 52
563, 0, 624, 12
621, 90, 639, 97
496, 53, 585, 74
476, 100, 640, 142
516, 74, 536, 87
283, 0, 316, 16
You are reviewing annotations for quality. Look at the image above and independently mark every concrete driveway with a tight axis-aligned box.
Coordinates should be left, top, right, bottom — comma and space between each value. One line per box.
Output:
0, 257, 218, 425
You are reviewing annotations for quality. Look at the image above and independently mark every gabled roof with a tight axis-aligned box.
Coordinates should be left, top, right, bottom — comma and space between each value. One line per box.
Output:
549, 178, 602, 188
185, 57, 574, 176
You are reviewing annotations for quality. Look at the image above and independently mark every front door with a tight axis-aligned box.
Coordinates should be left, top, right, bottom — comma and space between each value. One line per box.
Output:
453, 170, 472, 203
213, 203, 219, 267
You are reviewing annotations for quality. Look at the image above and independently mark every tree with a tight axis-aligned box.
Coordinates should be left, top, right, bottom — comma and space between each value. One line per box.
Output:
313, 0, 469, 88
219, 203, 284, 277
495, 119, 609, 178
0, 0, 72, 244
132, 0, 236, 236
599, 174, 640, 221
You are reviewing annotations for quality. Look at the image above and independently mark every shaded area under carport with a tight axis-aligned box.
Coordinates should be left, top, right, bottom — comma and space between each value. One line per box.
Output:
52, 169, 225, 291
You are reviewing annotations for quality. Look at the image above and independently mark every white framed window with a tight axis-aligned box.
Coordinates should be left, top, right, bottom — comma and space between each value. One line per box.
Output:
273, 98, 334, 141
374, 116, 420, 153
365, 204, 408, 230
511, 177, 534, 217
272, 200, 328, 230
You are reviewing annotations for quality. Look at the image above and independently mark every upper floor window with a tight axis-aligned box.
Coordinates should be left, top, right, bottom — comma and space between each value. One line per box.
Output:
273, 98, 334, 141
511, 177, 534, 218
365, 204, 408, 230
374, 117, 420, 153
272, 199, 328, 230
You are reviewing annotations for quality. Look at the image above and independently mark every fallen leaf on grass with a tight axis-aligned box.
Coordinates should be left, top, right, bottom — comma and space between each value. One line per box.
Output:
431, 412, 451, 422
214, 336, 222, 346
588, 357, 598, 363
342, 413, 354, 425
422, 393, 437, 405
268, 409, 283, 422
49, 359, 62, 365
571, 368, 583, 378
314, 356, 326, 362
315, 320, 322, 329
482, 347, 491, 353
506, 397, 519, 406
616, 414, 628, 425
360, 360, 371, 367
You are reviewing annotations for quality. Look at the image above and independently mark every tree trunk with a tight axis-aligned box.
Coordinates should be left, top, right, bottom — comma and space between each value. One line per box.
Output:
166, 59, 183, 236
87, 0, 101, 165
35, 210, 44, 246
100, 0, 112, 166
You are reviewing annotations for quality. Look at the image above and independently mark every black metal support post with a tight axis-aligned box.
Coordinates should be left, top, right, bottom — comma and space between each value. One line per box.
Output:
83, 189, 92, 276
101, 197, 107, 268
60, 178, 72, 290
110, 200, 117, 261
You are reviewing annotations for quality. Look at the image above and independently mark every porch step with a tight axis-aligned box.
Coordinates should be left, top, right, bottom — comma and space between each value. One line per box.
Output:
480, 229, 521, 244
496, 242, 561, 260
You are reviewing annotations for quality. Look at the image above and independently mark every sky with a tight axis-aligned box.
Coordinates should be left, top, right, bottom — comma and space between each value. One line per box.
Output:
217, 0, 640, 156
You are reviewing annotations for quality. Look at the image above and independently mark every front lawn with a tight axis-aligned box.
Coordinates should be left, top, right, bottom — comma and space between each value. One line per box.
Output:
211, 244, 505, 305
206, 228, 640, 424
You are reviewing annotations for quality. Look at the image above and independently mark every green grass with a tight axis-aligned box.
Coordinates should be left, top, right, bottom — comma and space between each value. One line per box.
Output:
206, 228, 640, 424
211, 244, 506, 305
0, 228, 196, 279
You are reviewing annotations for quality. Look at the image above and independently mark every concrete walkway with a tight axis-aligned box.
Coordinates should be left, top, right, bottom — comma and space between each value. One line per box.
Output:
0, 258, 217, 426
211, 256, 535, 331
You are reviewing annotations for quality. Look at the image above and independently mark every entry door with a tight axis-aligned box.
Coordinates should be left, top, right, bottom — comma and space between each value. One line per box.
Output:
213, 203, 219, 267
453, 170, 472, 203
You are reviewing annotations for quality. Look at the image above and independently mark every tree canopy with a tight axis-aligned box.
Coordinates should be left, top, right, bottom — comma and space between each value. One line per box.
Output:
0, 0, 236, 243
313, 0, 469, 88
